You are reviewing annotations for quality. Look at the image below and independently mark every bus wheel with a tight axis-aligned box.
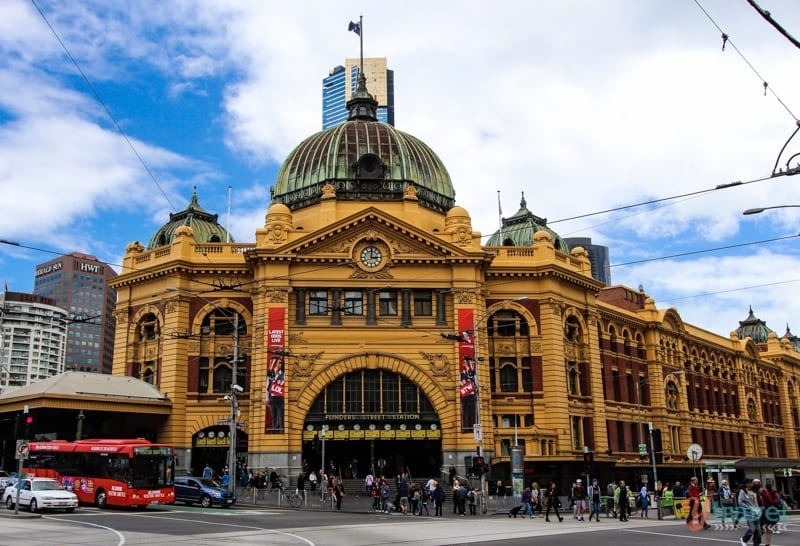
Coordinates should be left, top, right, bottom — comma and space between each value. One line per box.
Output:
95, 489, 108, 508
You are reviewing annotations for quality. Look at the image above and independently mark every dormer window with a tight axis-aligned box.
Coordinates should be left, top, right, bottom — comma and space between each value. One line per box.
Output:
355, 153, 385, 179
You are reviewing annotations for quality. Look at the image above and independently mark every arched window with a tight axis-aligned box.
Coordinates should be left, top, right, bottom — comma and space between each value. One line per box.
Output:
499, 363, 518, 392
213, 363, 232, 393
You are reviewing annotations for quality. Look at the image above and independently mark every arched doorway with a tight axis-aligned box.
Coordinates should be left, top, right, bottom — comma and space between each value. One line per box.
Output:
190, 425, 248, 479
302, 369, 441, 480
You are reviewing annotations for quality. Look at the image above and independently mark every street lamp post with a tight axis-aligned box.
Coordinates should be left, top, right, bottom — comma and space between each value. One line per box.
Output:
743, 205, 800, 215
166, 287, 241, 495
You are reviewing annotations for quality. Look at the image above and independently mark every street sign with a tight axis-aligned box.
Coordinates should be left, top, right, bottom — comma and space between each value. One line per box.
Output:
15, 440, 28, 460
686, 443, 703, 461
638, 443, 648, 455
473, 423, 482, 441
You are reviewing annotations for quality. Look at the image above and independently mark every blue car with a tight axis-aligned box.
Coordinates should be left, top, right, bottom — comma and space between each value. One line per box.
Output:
174, 476, 235, 508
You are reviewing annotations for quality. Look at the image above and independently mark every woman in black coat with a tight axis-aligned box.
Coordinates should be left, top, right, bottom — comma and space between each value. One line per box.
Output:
544, 481, 564, 522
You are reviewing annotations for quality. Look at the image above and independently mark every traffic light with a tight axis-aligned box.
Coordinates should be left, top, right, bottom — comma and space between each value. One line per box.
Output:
22, 415, 35, 440
651, 428, 663, 452
651, 428, 663, 463
473, 456, 485, 475
583, 451, 594, 465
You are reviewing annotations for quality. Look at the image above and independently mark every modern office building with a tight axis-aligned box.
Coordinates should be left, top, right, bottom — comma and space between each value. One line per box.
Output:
323, 57, 394, 129
33, 252, 117, 374
564, 237, 611, 285
0, 291, 68, 392
3, 70, 799, 502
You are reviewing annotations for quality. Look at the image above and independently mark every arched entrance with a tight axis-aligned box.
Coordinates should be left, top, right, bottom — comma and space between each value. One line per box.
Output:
302, 369, 441, 479
191, 425, 248, 479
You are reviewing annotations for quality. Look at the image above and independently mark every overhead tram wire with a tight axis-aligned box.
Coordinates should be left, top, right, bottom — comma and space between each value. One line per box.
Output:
693, 0, 798, 123
609, 233, 800, 268
30, 0, 177, 213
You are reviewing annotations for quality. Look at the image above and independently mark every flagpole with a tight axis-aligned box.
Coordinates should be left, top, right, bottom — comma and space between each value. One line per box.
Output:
359, 15, 364, 76
497, 190, 504, 244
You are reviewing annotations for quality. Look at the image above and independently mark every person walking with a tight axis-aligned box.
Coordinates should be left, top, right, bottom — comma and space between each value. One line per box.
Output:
433, 481, 445, 517
639, 484, 650, 518
588, 478, 602, 522
616, 480, 630, 522
544, 481, 564, 522
606, 480, 617, 518
520, 486, 534, 518
718, 479, 734, 525
333, 477, 345, 510
572, 479, 586, 521
739, 478, 761, 546
687, 476, 710, 530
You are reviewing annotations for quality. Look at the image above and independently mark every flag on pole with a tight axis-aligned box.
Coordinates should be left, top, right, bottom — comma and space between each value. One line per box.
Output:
497, 191, 502, 217
348, 20, 361, 36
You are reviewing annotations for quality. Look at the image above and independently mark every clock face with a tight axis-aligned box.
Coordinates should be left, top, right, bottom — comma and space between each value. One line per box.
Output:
360, 245, 383, 268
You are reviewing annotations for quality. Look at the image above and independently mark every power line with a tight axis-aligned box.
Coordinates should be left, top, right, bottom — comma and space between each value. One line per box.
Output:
693, 0, 798, 122
746, 0, 800, 51
29, 0, 177, 212
610, 233, 800, 268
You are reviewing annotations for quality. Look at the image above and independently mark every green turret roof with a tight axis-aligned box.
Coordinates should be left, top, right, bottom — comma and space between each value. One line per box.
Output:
486, 192, 568, 252
147, 188, 233, 250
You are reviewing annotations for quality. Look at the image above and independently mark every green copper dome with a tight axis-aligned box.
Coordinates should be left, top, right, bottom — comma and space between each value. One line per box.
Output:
486, 192, 569, 252
147, 188, 233, 250
735, 306, 774, 344
781, 324, 800, 351
271, 72, 454, 213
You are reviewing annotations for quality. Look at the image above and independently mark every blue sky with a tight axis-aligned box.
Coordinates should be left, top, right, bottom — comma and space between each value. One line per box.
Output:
2, 0, 800, 338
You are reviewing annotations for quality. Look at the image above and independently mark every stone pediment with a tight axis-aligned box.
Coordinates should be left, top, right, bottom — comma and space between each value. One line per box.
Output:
265, 208, 482, 265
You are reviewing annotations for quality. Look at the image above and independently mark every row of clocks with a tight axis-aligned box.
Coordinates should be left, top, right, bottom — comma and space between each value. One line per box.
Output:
306, 423, 438, 431
197, 431, 227, 438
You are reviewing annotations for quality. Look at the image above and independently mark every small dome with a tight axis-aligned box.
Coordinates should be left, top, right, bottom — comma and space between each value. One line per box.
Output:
271, 71, 454, 214
781, 324, 800, 352
148, 188, 233, 250
486, 192, 569, 252
735, 306, 774, 344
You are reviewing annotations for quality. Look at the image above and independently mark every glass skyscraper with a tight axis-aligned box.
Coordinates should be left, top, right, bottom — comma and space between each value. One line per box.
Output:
322, 57, 394, 129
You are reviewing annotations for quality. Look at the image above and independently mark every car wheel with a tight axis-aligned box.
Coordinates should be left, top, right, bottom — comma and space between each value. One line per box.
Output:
5, 496, 13, 510
96, 489, 108, 508
200, 495, 212, 508
29, 499, 38, 513
66, 507, 75, 513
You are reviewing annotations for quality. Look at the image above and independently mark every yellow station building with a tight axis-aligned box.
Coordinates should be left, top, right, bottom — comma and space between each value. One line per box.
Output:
100, 72, 800, 492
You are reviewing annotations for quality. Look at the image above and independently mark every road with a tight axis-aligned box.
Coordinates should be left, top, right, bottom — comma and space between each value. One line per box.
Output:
1, 504, 799, 546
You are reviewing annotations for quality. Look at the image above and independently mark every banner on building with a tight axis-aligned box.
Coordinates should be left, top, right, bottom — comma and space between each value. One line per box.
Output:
458, 308, 477, 432
265, 307, 286, 434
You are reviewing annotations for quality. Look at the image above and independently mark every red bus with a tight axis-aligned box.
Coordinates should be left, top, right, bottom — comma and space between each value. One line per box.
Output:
23, 439, 175, 508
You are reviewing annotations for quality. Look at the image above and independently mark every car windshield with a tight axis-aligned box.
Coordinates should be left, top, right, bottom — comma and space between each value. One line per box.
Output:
199, 479, 222, 488
32, 480, 63, 491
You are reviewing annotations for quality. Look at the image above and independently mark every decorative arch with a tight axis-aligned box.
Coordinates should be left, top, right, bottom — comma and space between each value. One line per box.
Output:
295, 352, 455, 432
191, 299, 253, 336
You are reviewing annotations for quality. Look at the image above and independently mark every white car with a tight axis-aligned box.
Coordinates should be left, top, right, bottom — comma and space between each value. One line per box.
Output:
0, 471, 10, 489
4, 478, 78, 513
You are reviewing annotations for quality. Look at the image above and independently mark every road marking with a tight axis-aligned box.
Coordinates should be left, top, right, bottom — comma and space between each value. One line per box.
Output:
46, 516, 126, 546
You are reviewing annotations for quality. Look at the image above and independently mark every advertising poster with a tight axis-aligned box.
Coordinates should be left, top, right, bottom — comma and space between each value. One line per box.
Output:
458, 308, 477, 432
265, 307, 286, 433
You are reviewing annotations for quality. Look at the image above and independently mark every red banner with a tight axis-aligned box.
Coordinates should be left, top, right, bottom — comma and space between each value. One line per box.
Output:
458, 308, 477, 432
265, 307, 286, 433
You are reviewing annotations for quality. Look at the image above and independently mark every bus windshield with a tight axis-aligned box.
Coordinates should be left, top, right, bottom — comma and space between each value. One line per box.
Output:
130, 448, 174, 488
